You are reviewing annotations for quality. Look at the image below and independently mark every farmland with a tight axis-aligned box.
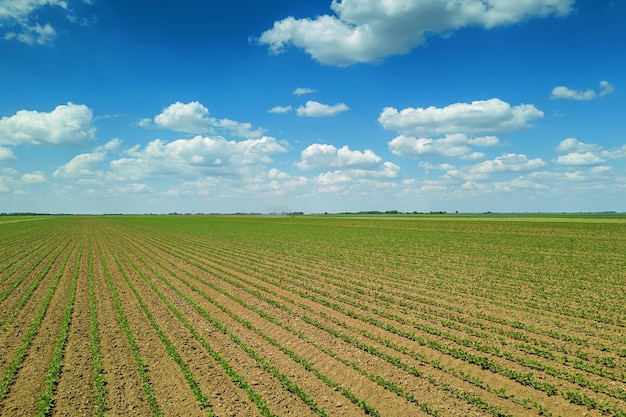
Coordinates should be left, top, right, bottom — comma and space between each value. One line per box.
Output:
0, 214, 625, 416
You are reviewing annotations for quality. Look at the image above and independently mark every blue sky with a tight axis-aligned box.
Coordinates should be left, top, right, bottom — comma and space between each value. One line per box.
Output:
1, 0, 624, 214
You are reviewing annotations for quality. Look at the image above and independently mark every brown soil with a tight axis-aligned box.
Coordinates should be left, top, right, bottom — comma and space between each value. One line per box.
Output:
1, 217, 624, 417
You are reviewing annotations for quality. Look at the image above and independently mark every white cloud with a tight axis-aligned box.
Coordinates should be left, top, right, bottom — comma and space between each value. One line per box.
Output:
0, 175, 18, 192
469, 153, 547, 174
154, 101, 212, 134
554, 138, 626, 166
0, 0, 93, 45
388, 133, 498, 160
21, 171, 46, 184
136, 118, 154, 129
54, 151, 106, 179
555, 152, 605, 166
111, 135, 287, 180
53, 138, 120, 179
419, 162, 456, 172
0, 102, 96, 147
53, 135, 288, 200
268, 105, 293, 114
313, 162, 400, 188
106, 183, 152, 195
296, 144, 382, 170
555, 138, 601, 153
0, 1, 66, 22
214, 118, 265, 139
379, 98, 543, 136
469, 136, 501, 147
258, 0, 573, 66
293, 87, 316, 96
151, 101, 265, 138
550, 80, 614, 100
296, 100, 349, 117
390, 135, 471, 159
4, 23, 56, 45
0, 147, 16, 162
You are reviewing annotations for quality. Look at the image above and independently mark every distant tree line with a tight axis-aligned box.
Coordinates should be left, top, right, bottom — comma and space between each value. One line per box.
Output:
0, 212, 53, 216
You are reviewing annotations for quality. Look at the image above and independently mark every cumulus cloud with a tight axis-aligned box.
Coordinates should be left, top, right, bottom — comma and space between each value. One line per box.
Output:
214, 118, 265, 139
154, 101, 212, 134
555, 138, 602, 153
54, 135, 288, 196
21, 171, 47, 184
0, 102, 96, 147
0, 147, 16, 162
290, 144, 400, 197
555, 152, 605, 166
554, 138, 626, 166
550, 80, 614, 100
258, 0, 573, 66
151, 101, 265, 138
1, 0, 93, 45
379, 98, 543, 136
314, 162, 399, 184
268, 105, 293, 114
111, 135, 287, 180
54, 151, 107, 179
296, 100, 349, 117
296, 144, 382, 170
389, 134, 482, 159
0, 175, 18, 192
53, 139, 120, 179
293, 87, 316, 96
469, 153, 547, 174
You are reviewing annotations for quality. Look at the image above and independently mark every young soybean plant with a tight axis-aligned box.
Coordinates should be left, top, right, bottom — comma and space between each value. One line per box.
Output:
37, 243, 83, 416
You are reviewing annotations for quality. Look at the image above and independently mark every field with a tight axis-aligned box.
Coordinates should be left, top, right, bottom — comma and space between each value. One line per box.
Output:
0, 214, 625, 416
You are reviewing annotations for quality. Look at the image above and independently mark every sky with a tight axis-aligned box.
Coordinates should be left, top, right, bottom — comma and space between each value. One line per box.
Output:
0, 0, 625, 214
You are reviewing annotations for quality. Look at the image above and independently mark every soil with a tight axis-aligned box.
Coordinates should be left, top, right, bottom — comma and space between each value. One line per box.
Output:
0, 217, 624, 417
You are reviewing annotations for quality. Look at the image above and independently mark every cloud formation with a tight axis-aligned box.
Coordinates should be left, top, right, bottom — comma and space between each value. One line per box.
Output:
1, 0, 92, 45
151, 101, 264, 138
0, 147, 16, 162
268, 105, 293, 114
258, 0, 574, 66
56, 135, 287, 183
389, 134, 498, 160
296, 144, 382, 170
296, 100, 349, 117
379, 98, 543, 136
154, 101, 212, 134
54, 139, 120, 179
550, 81, 614, 100
0, 102, 96, 147
554, 138, 626, 166
469, 153, 547, 174
293, 87, 316, 96
21, 171, 47, 184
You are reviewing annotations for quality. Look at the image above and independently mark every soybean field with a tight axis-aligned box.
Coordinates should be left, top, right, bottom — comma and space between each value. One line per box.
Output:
0, 214, 625, 416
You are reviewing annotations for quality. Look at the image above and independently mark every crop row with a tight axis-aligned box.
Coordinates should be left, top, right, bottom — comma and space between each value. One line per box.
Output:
106, 221, 396, 416
112, 220, 545, 416
1, 215, 624, 416
113, 216, 626, 416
